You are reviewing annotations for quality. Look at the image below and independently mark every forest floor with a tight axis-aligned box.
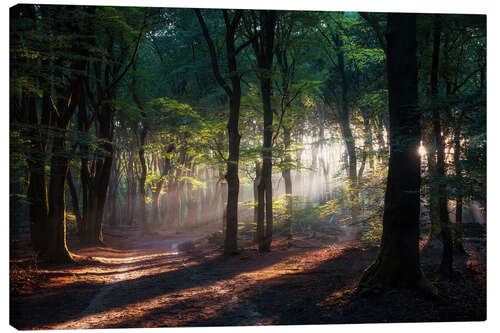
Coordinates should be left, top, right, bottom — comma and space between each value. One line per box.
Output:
10, 223, 486, 329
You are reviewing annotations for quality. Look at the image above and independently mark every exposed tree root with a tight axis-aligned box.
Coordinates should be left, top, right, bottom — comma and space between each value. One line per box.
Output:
358, 256, 438, 298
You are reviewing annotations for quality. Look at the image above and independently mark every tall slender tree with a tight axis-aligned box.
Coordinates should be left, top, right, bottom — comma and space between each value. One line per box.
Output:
195, 9, 254, 254
247, 10, 277, 252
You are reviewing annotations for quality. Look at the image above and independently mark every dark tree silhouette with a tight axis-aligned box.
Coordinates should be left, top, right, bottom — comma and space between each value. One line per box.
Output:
358, 13, 436, 294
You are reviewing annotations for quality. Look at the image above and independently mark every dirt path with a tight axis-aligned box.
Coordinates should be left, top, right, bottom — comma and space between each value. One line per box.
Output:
49, 228, 199, 329
10, 226, 486, 329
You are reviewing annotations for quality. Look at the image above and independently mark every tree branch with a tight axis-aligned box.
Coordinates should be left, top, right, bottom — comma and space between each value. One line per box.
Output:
194, 9, 233, 97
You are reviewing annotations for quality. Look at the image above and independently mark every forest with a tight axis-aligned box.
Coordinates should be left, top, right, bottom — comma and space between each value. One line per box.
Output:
9, 4, 486, 329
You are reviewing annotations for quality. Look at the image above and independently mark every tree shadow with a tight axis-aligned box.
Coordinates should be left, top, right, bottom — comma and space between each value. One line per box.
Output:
11, 241, 309, 329
119, 246, 379, 327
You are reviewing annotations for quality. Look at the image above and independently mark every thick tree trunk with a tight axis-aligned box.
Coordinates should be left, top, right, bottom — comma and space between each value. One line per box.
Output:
27, 157, 49, 254
13, 4, 49, 255
359, 13, 435, 294
46, 145, 73, 263
45, 111, 78, 263
66, 169, 82, 234
26, 80, 52, 255
26, 92, 51, 255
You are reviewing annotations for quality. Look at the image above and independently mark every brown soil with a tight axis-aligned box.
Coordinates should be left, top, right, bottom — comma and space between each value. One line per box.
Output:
10, 226, 486, 329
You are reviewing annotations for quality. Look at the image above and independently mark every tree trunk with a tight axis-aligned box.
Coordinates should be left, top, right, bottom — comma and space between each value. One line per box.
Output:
224, 94, 241, 254
253, 10, 276, 252
360, 108, 374, 174
375, 115, 387, 159
27, 156, 49, 254
137, 138, 148, 232
430, 15, 453, 277
151, 188, 161, 229
167, 172, 178, 228
151, 144, 174, 229
423, 127, 440, 241
78, 94, 92, 240
126, 158, 137, 226
109, 187, 118, 226
359, 13, 435, 295
45, 106, 79, 263
133, 61, 148, 232
66, 168, 82, 234
26, 89, 50, 254
195, 9, 249, 254
282, 126, 293, 238
138, 135, 148, 231
339, 119, 359, 219
253, 161, 261, 242
83, 103, 114, 245
453, 132, 465, 254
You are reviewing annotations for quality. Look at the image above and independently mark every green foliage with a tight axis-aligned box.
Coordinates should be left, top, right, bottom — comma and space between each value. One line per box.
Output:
9, 5, 486, 252
319, 164, 387, 243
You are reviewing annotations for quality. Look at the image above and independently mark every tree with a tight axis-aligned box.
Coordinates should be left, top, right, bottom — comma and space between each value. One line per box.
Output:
429, 14, 453, 277
359, 13, 435, 294
195, 9, 253, 254
245, 10, 277, 252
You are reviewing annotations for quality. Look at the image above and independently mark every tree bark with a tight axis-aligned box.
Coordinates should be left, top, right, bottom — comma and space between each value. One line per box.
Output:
83, 102, 114, 245
26, 90, 50, 255
67, 168, 82, 234
252, 10, 277, 252
151, 144, 174, 228
45, 77, 82, 263
133, 61, 149, 232
359, 13, 435, 294
430, 14, 453, 277
453, 129, 465, 254
282, 126, 293, 238
195, 9, 249, 254
15, 5, 51, 256
126, 157, 137, 226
